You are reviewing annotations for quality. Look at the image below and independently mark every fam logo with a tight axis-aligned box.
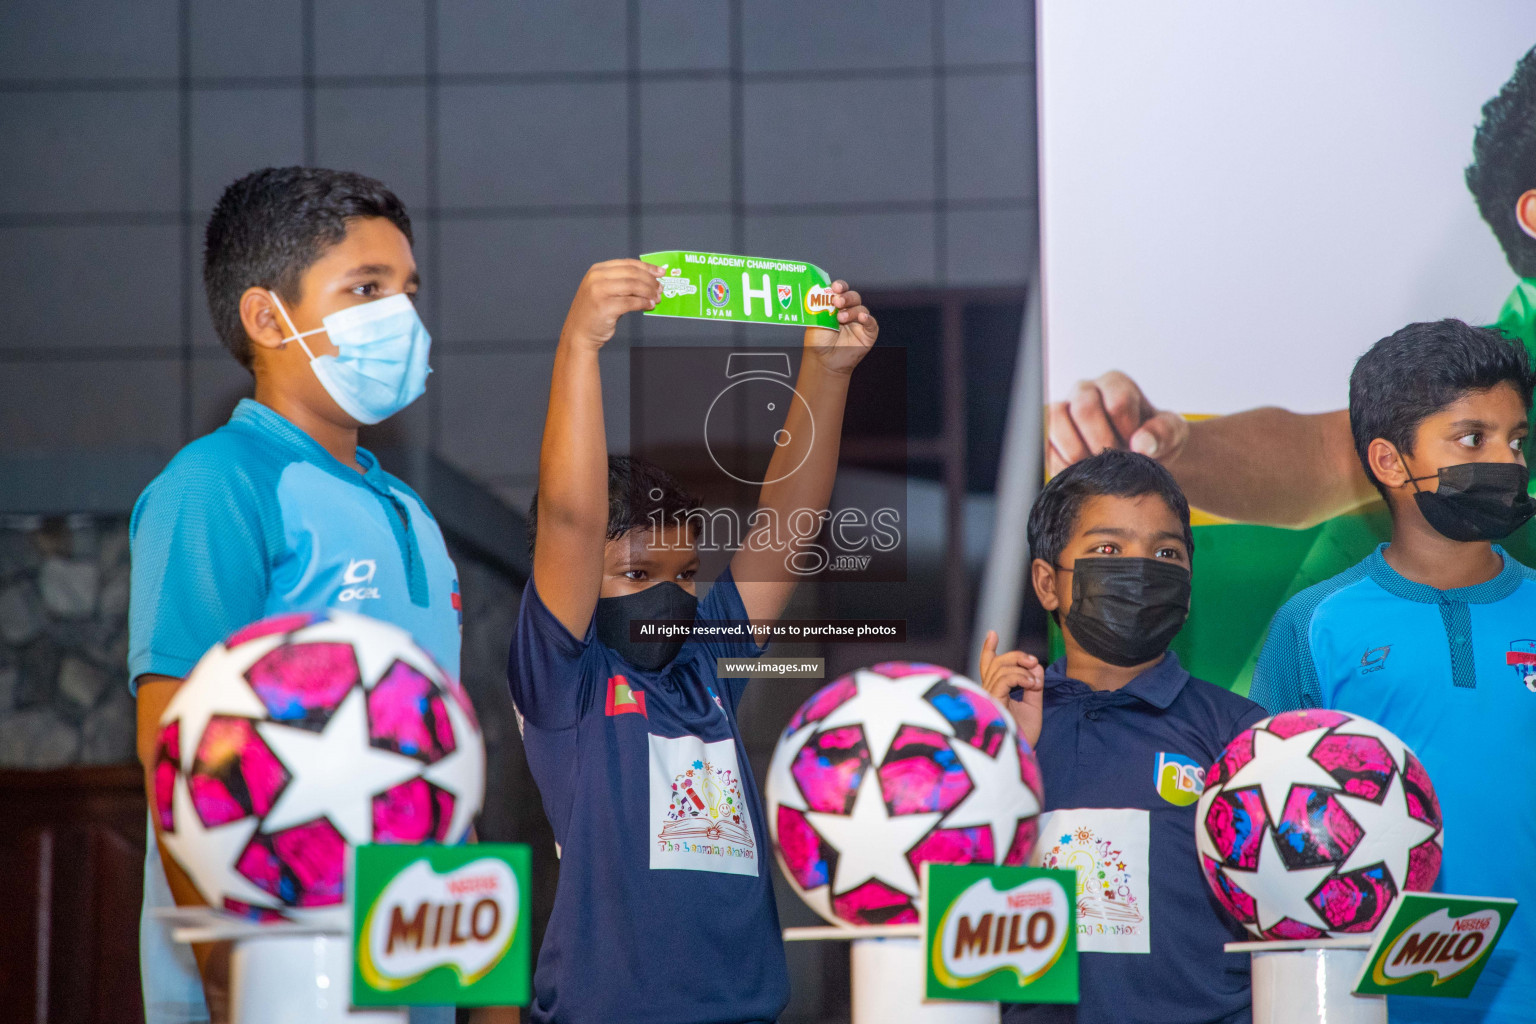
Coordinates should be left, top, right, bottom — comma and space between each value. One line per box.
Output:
1505, 640, 1536, 692
339, 558, 380, 602
1360, 645, 1392, 675
706, 278, 730, 308
1153, 752, 1205, 806
358, 857, 518, 991
1371, 906, 1506, 988
932, 876, 1071, 989
776, 283, 793, 310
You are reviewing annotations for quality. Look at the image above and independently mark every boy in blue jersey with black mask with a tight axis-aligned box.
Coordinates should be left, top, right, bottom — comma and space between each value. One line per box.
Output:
508, 260, 876, 1023
979, 450, 1264, 1023
129, 168, 458, 1024
1253, 319, 1536, 1024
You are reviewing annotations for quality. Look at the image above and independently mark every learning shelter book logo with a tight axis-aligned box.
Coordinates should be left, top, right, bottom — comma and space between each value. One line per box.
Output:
660, 757, 753, 847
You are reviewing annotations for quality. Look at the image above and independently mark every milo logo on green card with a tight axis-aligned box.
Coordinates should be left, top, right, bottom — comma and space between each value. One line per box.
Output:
1354, 893, 1517, 1000
923, 864, 1079, 1005
353, 844, 531, 1007
640, 250, 841, 329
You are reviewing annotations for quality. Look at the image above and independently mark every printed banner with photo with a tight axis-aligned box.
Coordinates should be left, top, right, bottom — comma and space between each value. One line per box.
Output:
1038, 0, 1536, 690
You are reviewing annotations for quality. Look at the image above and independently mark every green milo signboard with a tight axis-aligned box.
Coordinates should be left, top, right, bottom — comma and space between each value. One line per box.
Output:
639, 250, 841, 329
923, 864, 1079, 1004
352, 843, 531, 1007
1354, 893, 1517, 999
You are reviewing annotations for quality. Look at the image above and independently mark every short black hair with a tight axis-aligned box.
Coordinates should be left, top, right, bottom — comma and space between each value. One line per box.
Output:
1349, 318, 1535, 496
526, 454, 702, 554
1026, 449, 1194, 570
203, 167, 413, 369
1467, 47, 1536, 279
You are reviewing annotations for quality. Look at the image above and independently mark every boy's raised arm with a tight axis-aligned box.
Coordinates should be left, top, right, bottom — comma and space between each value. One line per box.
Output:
732, 280, 877, 626
534, 259, 662, 638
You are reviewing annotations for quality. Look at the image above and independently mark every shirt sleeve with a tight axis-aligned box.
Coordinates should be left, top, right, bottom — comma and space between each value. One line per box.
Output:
127, 457, 271, 691
1250, 600, 1324, 714
506, 578, 594, 731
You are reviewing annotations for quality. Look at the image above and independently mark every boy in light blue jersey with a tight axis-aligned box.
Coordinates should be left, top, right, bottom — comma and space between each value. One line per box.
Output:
129, 168, 458, 1024
1253, 319, 1536, 1024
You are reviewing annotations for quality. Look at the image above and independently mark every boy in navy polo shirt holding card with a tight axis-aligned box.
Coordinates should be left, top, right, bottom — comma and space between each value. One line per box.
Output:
1253, 320, 1536, 1024
508, 259, 877, 1023
980, 450, 1264, 1023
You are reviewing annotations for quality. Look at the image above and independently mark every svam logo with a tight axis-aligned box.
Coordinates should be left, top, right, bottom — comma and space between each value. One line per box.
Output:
706, 278, 730, 308
1153, 752, 1205, 806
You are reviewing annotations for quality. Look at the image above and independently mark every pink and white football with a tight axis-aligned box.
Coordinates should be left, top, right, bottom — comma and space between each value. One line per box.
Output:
153, 611, 485, 926
767, 662, 1044, 928
1196, 708, 1442, 940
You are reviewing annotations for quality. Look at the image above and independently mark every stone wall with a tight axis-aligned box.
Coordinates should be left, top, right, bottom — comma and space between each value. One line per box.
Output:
0, 514, 135, 767
0, 516, 532, 800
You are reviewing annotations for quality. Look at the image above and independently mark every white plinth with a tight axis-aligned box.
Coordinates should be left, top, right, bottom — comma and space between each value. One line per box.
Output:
850, 936, 999, 1024
1229, 940, 1385, 1024
230, 932, 407, 1024
160, 909, 406, 1024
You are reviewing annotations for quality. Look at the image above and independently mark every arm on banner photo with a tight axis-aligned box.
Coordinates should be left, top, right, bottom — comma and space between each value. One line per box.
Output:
1047, 371, 1377, 529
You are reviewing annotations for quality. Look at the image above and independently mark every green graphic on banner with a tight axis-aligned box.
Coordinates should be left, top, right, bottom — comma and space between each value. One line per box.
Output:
639, 250, 841, 329
352, 844, 530, 1007
922, 863, 1079, 1004
1353, 893, 1517, 999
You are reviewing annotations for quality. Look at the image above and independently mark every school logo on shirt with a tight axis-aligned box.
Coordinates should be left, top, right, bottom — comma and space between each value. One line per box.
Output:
648, 734, 758, 877
1153, 752, 1205, 806
1358, 644, 1392, 674
605, 675, 647, 717
339, 558, 381, 602
1504, 639, 1536, 692
1029, 809, 1149, 954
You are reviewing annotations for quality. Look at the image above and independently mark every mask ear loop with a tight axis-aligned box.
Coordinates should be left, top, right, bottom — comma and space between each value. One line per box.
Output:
1395, 448, 1438, 495
267, 290, 326, 361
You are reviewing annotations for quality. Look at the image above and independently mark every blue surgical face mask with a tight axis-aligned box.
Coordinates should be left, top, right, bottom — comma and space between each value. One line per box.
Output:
269, 290, 432, 425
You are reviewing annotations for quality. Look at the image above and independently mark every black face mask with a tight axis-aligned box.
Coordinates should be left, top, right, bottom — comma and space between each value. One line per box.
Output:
1059, 557, 1191, 668
1405, 461, 1536, 542
595, 581, 699, 672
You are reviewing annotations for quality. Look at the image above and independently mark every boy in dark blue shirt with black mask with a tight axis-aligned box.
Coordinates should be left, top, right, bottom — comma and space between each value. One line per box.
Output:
979, 449, 1264, 1023
507, 259, 877, 1023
